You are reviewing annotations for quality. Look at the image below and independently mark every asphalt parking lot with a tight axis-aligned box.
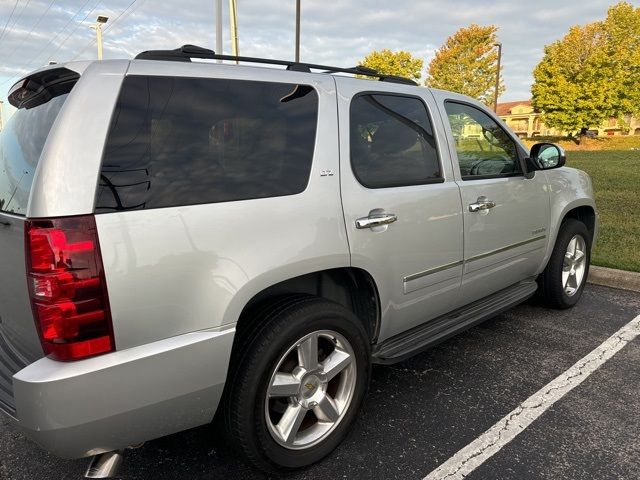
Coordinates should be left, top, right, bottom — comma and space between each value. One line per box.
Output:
1, 284, 639, 480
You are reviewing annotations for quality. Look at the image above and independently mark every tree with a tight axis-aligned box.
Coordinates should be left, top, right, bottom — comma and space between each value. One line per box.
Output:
532, 23, 609, 136
601, 2, 640, 129
532, 2, 640, 137
426, 24, 503, 104
358, 49, 424, 82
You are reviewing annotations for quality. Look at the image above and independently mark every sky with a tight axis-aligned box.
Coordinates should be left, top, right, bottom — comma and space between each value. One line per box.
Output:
0, 0, 626, 119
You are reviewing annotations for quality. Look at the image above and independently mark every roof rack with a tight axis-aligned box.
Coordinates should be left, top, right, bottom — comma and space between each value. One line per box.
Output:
134, 45, 418, 86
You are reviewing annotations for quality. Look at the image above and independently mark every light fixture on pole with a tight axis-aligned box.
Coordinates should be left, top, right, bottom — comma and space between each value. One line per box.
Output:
90, 15, 109, 60
493, 42, 502, 113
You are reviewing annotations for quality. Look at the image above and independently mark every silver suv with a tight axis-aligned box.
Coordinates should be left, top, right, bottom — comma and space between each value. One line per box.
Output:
0, 45, 596, 476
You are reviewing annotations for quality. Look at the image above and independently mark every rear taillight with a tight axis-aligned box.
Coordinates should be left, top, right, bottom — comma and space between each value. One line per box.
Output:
25, 215, 115, 361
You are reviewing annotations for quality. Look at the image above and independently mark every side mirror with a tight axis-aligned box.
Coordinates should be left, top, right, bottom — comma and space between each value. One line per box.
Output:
527, 143, 566, 171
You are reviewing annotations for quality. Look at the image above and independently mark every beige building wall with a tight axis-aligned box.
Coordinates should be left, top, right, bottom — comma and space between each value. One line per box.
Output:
497, 101, 640, 138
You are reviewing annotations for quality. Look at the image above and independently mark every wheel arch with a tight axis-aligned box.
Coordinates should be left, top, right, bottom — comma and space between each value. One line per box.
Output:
563, 205, 596, 240
234, 267, 381, 345
540, 199, 598, 274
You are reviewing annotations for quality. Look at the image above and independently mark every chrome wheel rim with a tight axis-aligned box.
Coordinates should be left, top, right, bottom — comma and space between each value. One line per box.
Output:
562, 234, 587, 297
265, 330, 357, 450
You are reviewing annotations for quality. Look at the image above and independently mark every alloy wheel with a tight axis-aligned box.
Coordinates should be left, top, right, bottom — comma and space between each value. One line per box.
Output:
264, 330, 357, 450
562, 234, 587, 297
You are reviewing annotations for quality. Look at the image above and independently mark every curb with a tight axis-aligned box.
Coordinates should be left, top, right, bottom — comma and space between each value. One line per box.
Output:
588, 265, 640, 293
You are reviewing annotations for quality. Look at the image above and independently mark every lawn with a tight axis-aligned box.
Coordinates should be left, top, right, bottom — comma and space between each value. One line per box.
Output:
566, 150, 640, 272
524, 135, 640, 151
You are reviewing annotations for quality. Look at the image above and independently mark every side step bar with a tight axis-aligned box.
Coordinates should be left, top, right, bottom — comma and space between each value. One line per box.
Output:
372, 280, 538, 364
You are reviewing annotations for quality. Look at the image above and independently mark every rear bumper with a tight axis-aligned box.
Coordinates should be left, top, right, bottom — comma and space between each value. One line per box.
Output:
6, 327, 235, 459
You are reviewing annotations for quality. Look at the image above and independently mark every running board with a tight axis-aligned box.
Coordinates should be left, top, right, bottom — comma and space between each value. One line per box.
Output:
372, 280, 538, 364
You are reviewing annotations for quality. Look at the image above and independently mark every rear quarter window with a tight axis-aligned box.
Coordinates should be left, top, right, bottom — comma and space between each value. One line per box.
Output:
96, 76, 319, 212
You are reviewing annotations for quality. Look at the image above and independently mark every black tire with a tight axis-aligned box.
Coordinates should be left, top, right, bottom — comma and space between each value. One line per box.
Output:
538, 218, 591, 309
223, 295, 371, 474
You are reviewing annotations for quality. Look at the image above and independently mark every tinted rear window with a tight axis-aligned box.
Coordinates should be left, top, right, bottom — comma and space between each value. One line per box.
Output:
350, 93, 441, 189
0, 92, 70, 215
96, 76, 319, 212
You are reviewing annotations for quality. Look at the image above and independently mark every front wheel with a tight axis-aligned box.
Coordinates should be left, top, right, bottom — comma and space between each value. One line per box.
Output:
538, 218, 591, 309
224, 296, 371, 473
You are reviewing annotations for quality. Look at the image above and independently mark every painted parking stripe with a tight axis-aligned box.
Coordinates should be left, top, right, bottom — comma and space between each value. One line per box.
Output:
424, 313, 640, 480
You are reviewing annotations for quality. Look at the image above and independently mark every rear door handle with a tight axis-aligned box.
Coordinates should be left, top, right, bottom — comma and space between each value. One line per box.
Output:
469, 197, 496, 213
355, 213, 397, 229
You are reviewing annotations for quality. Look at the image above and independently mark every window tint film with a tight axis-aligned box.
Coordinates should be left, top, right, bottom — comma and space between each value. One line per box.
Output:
444, 101, 521, 179
0, 92, 71, 215
97, 76, 318, 212
350, 94, 440, 188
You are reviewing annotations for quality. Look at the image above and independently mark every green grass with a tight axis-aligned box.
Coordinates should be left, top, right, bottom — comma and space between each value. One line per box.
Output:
566, 150, 640, 272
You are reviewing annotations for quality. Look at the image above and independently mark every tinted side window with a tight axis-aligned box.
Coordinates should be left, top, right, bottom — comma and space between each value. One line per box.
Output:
444, 101, 521, 179
96, 76, 318, 212
350, 94, 440, 188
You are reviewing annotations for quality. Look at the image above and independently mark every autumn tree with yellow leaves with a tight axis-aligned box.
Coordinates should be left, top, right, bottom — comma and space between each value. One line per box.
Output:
358, 49, 424, 82
426, 24, 503, 104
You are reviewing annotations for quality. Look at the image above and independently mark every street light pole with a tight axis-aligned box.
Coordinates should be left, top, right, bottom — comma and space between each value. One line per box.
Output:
229, 0, 239, 62
216, 0, 222, 61
493, 42, 502, 113
295, 0, 301, 62
96, 25, 104, 60
90, 16, 109, 60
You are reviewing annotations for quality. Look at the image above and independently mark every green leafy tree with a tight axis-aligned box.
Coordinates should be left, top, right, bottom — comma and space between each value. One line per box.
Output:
532, 2, 640, 137
426, 24, 503, 104
358, 49, 424, 82
601, 2, 640, 130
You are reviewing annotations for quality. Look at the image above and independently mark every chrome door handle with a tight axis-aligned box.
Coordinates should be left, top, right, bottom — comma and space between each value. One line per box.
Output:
355, 213, 398, 229
469, 197, 496, 213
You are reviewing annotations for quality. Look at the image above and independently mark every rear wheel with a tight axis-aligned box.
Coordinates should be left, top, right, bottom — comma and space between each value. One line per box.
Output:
224, 296, 370, 473
539, 219, 591, 309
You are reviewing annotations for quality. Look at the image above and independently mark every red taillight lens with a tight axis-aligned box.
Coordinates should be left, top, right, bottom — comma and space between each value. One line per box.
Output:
25, 215, 115, 361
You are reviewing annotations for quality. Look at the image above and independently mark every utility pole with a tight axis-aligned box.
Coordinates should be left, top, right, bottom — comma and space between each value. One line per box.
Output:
216, 0, 222, 61
493, 42, 502, 113
295, 0, 301, 62
90, 16, 109, 60
229, 0, 239, 62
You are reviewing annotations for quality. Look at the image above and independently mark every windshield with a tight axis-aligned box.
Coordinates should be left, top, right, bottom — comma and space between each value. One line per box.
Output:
0, 92, 69, 216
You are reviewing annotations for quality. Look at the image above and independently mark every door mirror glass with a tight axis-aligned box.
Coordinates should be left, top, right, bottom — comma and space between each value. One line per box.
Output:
529, 143, 566, 170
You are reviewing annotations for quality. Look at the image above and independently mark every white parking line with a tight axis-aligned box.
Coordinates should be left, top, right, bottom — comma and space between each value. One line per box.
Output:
424, 313, 640, 480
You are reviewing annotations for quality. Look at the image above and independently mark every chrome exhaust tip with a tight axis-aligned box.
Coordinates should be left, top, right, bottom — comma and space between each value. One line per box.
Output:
85, 450, 124, 479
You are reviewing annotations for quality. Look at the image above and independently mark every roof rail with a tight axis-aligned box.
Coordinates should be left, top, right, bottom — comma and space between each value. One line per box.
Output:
134, 45, 418, 86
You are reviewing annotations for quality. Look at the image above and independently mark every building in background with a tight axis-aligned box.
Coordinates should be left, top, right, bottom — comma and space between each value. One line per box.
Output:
497, 100, 640, 138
